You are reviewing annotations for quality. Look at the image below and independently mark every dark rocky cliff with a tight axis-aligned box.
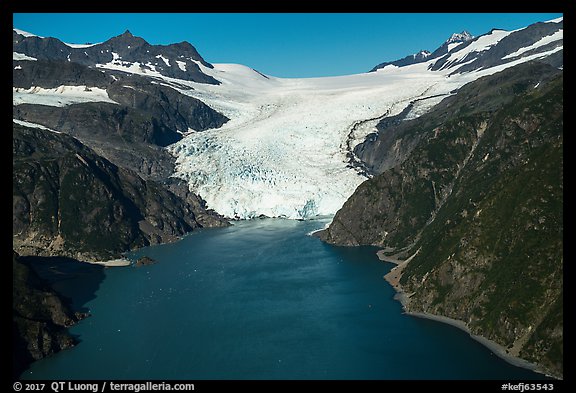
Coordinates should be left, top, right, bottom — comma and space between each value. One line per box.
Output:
12, 251, 87, 378
13, 123, 229, 262
13, 59, 113, 89
316, 62, 563, 378
12, 122, 229, 376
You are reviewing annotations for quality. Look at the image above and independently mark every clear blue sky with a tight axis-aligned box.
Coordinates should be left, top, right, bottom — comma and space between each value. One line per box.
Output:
13, 13, 562, 78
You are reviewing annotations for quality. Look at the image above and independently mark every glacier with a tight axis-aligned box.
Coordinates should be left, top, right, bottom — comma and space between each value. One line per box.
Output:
165, 61, 485, 220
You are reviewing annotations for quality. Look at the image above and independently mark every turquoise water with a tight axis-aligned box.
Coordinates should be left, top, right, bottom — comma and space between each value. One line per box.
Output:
22, 218, 546, 380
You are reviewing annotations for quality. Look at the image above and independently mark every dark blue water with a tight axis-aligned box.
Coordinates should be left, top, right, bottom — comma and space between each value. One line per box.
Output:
22, 218, 546, 379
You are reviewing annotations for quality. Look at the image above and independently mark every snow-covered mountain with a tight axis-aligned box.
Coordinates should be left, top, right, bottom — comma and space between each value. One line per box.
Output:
13, 29, 218, 84
429, 20, 563, 73
13, 17, 563, 220
371, 17, 563, 74
370, 30, 474, 71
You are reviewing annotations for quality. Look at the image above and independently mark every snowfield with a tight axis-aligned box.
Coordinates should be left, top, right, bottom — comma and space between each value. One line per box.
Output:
13, 85, 118, 107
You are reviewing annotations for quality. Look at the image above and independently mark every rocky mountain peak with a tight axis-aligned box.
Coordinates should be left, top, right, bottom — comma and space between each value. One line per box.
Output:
105, 29, 147, 48
446, 30, 473, 44
415, 50, 431, 59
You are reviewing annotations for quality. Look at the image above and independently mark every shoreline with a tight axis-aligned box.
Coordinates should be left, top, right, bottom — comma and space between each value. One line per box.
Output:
406, 311, 544, 375
377, 249, 555, 380
85, 258, 131, 267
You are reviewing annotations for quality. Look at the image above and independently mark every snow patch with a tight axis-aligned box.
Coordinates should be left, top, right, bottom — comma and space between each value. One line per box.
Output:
96, 54, 166, 78
447, 42, 463, 52
96, 60, 164, 78
156, 54, 170, 67
13, 119, 61, 133
13, 52, 37, 61
13, 85, 118, 107
176, 60, 187, 72
440, 29, 513, 70
64, 42, 100, 48
502, 29, 563, 60
13, 28, 42, 38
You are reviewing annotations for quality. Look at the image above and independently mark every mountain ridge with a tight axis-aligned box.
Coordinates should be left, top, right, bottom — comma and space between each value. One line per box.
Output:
370, 18, 562, 74
13, 29, 218, 84
370, 30, 474, 71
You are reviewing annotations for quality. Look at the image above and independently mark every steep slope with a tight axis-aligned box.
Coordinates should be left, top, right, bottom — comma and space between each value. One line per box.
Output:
13, 59, 112, 89
355, 60, 563, 177
13, 123, 229, 262
371, 18, 562, 75
12, 251, 90, 378
316, 62, 563, 378
432, 21, 563, 73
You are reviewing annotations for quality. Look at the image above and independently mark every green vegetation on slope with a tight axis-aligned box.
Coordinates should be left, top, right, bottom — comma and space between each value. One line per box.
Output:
316, 62, 563, 378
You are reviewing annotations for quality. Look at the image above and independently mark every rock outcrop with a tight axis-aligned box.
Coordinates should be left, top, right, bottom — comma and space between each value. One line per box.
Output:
12, 251, 87, 378
134, 256, 157, 267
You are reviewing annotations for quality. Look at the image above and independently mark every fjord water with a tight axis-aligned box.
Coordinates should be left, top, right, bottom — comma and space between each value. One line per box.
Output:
23, 219, 543, 380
